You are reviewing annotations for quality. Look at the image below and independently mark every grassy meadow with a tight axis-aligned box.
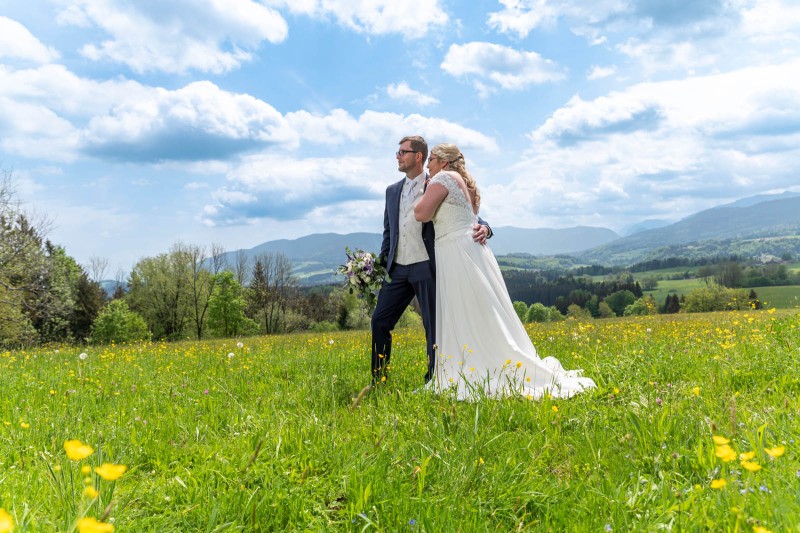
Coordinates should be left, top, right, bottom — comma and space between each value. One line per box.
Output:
2, 310, 800, 531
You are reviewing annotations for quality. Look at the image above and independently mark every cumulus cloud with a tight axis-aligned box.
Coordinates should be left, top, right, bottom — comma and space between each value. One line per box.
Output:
274, 0, 449, 38
0, 64, 152, 117
441, 42, 566, 94
587, 65, 617, 80
55, 0, 288, 73
81, 81, 297, 162
0, 96, 80, 160
387, 83, 439, 107
488, 60, 800, 230
201, 154, 383, 225
285, 109, 498, 151
485, 0, 799, 77
487, 0, 559, 37
0, 16, 60, 63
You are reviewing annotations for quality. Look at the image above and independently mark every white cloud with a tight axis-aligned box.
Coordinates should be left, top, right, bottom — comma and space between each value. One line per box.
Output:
489, 61, 800, 230
587, 65, 617, 80
387, 83, 439, 106
0, 64, 152, 118
0, 16, 60, 63
0, 96, 80, 161
286, 109, 498, 152
441, 42, 566, 93
55, 0, 288, 73
274, 0, 449, 38
202, 154, 383, 225
487, 0, 559, 37
81, 81, 298, 162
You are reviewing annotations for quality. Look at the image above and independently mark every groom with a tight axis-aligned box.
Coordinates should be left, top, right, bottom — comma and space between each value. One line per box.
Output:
371, 135, 492, 385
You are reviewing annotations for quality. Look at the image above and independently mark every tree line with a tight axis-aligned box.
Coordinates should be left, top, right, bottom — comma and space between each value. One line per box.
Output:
1, 171, 376, 347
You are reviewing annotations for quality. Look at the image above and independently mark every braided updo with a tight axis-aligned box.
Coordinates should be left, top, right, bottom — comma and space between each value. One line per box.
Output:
430, 143, 481, 209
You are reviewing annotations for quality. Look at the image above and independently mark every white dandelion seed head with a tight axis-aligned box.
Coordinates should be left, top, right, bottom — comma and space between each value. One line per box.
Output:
228, 352, 235, 359
79, 352, 88, 360
236, 342, 244, 348
329, 339, 334, 345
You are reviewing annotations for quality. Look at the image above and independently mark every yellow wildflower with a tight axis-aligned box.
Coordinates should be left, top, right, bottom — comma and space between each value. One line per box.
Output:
77, 517, 114, 533
715, 445, 737, 462
753, 527, 772, 533
710, 478, 727, 489
64, 439, 94, 461
81, 465, 92, 475
740, 460, 762, 472
505, 359, 511, 365
692, 386, 700, 396
739, 451, 756, 461
712, 435, 730, 445
764, 446, 785, 458
516, 361, 522, 369
613, 387, 620, 394
83, 486, 99, 498
20, 422, 29, 428
94, 463, 127, 481
552, 405, 559, 413
0, 509, 13, 533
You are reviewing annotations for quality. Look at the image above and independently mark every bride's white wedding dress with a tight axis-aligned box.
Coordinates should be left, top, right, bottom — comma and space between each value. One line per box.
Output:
424, 171, 596, 400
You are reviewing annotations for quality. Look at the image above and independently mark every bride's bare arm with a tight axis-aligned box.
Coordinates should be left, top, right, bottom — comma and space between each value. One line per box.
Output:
414, 182, 448, 222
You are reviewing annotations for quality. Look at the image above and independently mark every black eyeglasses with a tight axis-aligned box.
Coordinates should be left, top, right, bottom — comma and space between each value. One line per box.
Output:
396, 149, 419, 157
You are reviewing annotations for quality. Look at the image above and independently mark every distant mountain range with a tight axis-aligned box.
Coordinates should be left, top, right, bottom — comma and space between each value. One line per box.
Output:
218, 226, 617, 285
219, 191, 800, 284
578, 195, 800, 265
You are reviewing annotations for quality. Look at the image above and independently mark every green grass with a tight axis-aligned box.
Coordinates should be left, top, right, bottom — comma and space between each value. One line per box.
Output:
752, 286, 800, 310
2, 311, 800, 531
642, 278, 708, 305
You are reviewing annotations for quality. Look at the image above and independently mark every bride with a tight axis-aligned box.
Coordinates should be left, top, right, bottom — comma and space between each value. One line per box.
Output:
414, 143, 596, 400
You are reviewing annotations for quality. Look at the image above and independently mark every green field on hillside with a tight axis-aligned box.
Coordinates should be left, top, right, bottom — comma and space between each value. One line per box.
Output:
2, 311, 800, 531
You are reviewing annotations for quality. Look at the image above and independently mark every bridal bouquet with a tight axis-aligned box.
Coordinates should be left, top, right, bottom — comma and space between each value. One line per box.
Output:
338, 247, 388, 309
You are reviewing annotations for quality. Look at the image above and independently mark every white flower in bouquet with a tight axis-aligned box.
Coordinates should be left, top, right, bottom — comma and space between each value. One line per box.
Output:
338, 247, 388, 309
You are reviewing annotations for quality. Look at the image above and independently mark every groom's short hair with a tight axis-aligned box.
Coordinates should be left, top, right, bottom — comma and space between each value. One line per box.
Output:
399, 135, 428, 161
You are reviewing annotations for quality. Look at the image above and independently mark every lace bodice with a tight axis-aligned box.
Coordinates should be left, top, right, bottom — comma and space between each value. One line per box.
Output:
429, 171, 477, 238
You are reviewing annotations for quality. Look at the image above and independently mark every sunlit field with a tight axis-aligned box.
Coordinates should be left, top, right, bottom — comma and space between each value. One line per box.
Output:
2, 310, 800, 531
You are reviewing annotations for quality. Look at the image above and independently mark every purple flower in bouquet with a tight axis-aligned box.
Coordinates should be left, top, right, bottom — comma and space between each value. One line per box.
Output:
338, 247, 388, 310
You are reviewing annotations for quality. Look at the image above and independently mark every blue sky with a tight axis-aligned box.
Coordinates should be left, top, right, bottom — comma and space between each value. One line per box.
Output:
1, 0, 799, 273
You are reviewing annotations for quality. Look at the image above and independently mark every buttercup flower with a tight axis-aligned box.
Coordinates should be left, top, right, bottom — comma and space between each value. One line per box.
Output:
715, 444, 737, 462
740, 460, 762, 472
712, 435, 730, 445
0, 509, 13, 533
692, 386, 700, 396
739, 451, 756, 461
710, 478, 727, 489
64, 439, 95, 461
77, 517, 114, 533
83, 486, 99, 498
764, 446, 785, 458
753, 527, 772, 533
94, 463, 127, 481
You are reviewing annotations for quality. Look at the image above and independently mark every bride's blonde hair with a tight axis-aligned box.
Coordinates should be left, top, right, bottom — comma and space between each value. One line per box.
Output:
430, 143, 481, 209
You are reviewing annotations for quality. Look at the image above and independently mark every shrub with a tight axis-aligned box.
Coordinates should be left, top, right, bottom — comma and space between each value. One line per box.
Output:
525, 303, 549, 323
91, 300, 150, 344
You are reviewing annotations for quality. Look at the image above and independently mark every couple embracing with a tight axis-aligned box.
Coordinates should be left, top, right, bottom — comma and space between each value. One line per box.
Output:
370, 136, 595, 400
